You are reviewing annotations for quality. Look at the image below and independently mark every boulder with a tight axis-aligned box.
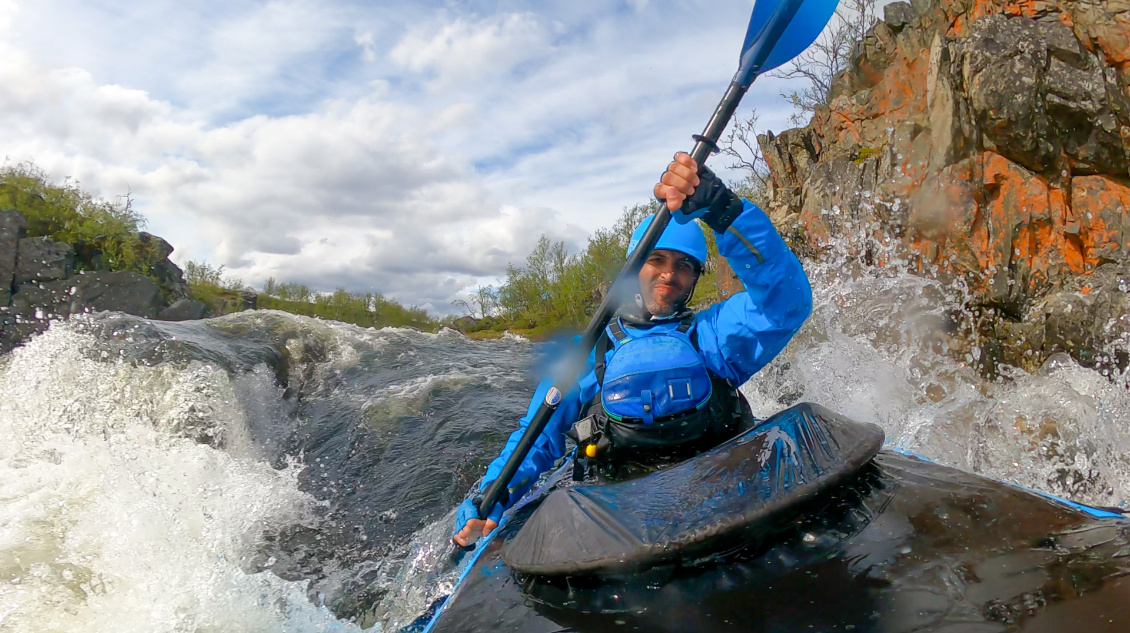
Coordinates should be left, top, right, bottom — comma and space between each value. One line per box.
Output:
9, 280, 73, 321
450, 315, 478, 331
10, 271, 166, 323
883, 2, 915, 31
70, 271, 166, 318
7, 279, 74, 346
985, 264, 1130, 373
139, 232, 188, 300
1, 270, 174, 354
15, 236, 74, 283
158, 298, 206, 321
0, 219, 193, 354
0, 209, 26, 305
241, 290, 258, 311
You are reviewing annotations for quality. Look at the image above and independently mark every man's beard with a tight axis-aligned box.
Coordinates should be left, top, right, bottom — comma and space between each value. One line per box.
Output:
642, 291, 681, 318
639, 277, 695, 319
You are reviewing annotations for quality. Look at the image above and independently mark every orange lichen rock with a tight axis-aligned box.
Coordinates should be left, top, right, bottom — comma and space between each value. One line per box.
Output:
1072, 175, 1130, 269
759, 0, 1130, 369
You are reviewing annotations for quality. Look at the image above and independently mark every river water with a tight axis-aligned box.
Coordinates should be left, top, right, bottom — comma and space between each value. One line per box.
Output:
3, 251, 1130, 632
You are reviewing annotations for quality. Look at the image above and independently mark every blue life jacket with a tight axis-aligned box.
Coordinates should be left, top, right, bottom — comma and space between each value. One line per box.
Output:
571, 312, 754, 466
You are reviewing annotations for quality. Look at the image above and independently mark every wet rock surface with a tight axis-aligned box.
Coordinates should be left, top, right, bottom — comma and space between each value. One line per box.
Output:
0, 210, 25, 301
0, 210, 198, 354
758, 0, 1130, 371
159, 297, 207, 321
16, 236, 74, 283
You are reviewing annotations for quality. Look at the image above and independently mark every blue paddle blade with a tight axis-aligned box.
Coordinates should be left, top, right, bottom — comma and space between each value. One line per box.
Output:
739, 0, 840, 80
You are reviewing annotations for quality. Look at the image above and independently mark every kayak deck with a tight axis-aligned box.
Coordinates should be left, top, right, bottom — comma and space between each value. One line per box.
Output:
423, 405, 1130, 633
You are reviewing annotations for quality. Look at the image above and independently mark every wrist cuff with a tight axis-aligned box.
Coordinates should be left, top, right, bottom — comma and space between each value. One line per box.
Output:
704, 195, 744, 233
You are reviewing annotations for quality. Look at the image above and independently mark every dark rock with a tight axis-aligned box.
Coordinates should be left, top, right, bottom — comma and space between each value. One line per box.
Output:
10, 272, 166, 322
16, 236, 74, 283
953, 15, 1127, 177
961, 16, 1054, 172
1000, 264, 1130, 372
2, 272, 171, 353
0, 217, 194, 353
883, 2, 915, 30
139, 232, 188, 300
0, 209, 26, 305
0, 312, 15, 354
10, 280, 73, 322
6, 279, 75, 351
241, 290, 258, 311
71, 271, 166, 318
158, 298, 206, 321
450, 315, 478, 331
1036, 20, 1087, 69
138, 232, 174, 260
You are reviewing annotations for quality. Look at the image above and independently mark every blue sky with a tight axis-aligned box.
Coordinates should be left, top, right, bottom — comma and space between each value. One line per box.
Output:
0, 0, 809, 312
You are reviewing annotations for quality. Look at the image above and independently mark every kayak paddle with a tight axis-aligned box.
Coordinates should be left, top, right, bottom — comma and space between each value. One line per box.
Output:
474, 0, 840, 522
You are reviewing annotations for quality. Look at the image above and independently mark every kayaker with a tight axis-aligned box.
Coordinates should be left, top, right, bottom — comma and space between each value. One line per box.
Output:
454, 152, 813, 546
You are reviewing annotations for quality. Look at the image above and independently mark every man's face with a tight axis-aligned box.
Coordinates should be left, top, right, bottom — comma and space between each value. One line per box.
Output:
637, 249, 699, 317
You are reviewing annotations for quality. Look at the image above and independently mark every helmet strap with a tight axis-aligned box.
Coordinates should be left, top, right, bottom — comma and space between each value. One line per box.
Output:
679, 273, 700, 311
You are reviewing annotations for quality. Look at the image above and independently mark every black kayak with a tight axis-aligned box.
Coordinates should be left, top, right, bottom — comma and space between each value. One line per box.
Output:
419, 403, 1130, 633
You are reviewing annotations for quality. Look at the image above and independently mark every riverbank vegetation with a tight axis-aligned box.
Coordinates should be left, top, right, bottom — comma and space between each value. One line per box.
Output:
2, 162, 439, 331
183, 261, 435, 330
452, 201, 726, 339
0, 163, 160, 275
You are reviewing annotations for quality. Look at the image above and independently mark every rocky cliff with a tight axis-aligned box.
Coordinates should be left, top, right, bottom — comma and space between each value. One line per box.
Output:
758, 0, 1130, 373
0, 209, 205, 353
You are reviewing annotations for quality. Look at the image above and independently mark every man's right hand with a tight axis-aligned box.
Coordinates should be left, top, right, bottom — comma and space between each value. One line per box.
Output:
453, 498, 503, 547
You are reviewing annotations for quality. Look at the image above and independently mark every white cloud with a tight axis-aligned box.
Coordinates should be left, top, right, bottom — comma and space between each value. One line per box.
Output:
0, 0, 16, 30
0, 0, 810, 313
355, 30, 376, 62
389, 12, 549, 90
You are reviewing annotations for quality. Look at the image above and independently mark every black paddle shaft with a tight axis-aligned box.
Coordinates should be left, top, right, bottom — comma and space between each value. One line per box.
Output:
476, 0, 807, 520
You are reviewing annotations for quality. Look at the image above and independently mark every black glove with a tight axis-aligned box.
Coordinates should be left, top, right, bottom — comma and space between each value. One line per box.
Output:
660, 163, 744, 232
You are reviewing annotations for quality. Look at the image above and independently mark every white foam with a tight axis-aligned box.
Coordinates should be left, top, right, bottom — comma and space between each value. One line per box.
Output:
742, 244, 1130, 507
0, 325, 364, 633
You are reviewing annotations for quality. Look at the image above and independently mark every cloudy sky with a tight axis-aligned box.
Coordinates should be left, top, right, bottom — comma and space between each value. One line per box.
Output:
0, 0, 808, 312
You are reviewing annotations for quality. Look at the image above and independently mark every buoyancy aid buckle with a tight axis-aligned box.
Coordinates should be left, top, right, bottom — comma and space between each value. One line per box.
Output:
568, 414, 611, 456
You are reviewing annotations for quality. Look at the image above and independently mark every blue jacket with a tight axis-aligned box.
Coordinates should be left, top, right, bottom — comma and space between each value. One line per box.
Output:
481, 200, 813, 508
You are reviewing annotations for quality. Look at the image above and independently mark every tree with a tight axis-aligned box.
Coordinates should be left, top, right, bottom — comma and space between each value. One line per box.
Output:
453, 285, 499, 320
772, 0, 878, 125
183, 260, 226, 287
719, 109, 771, 206
475, 285, 500, 318
718, 0, 878, 207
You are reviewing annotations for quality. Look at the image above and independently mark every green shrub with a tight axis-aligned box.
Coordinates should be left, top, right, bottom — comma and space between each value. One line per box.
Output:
257, 288, 435, 330
0, 162, 155, 274
182, 260, 248, 316
854, 146, 882, 163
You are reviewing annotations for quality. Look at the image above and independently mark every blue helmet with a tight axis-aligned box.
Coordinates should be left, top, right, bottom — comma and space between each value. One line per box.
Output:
627, 214, 708, 266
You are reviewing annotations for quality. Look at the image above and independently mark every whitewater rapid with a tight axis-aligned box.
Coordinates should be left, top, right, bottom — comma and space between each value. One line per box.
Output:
2, 254, 1129, 632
